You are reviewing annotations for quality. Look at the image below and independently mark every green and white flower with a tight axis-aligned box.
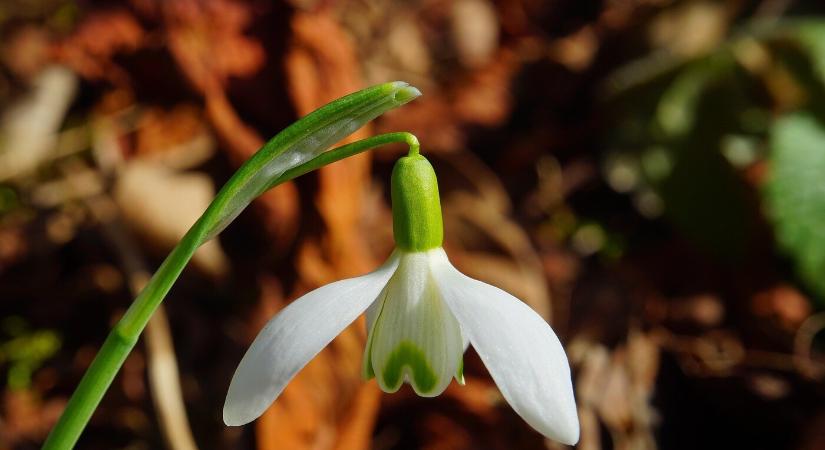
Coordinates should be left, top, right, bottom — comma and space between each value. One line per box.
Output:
223, 152, 579, 445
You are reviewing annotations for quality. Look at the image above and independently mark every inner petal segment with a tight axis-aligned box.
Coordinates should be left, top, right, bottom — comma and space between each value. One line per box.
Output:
364, 252, 464, 397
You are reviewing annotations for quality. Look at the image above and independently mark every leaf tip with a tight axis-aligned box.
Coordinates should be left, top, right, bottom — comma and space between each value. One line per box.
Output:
387, 81, 422, 105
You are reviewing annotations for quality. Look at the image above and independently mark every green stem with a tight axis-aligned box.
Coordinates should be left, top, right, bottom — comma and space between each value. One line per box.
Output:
42, 132, 418, 450
404, 133, 420, 156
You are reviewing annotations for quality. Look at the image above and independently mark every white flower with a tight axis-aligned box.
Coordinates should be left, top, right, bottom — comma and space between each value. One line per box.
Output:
223, 153, 580, 445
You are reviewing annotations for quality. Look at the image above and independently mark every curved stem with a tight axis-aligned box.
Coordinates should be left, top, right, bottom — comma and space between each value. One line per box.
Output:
405, 133, 420, 156
42, 132, 418, 449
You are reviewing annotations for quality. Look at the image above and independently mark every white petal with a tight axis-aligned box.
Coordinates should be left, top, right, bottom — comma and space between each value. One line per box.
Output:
429, 249, 580, 445
223, 252, 401, 426
367, 252, 464, 396
364, 298, 382, 336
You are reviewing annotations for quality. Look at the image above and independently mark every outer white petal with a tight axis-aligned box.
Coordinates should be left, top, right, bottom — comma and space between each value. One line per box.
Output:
223, 252, 401, 426
429, 249, 580, 445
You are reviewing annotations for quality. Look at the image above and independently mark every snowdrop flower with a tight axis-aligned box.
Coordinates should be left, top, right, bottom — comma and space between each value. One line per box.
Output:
224, 149, 580, 444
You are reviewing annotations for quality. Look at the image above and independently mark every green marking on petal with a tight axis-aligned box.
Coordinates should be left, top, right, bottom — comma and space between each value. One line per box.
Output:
381, 340, 438, 394
455, 358, 465, 385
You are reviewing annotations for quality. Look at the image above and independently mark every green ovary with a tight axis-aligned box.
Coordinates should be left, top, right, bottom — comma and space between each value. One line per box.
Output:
391, 155, 444, 252
380, 341, 438, 394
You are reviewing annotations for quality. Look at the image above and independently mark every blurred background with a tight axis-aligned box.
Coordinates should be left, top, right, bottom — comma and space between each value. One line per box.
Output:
1, 0, 825, 449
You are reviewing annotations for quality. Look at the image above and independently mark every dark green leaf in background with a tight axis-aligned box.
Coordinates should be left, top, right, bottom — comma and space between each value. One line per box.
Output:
765, 113, 825, 305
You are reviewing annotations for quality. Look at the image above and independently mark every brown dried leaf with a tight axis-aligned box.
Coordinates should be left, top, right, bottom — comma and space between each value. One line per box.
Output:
164, 0, 264, 93
0, 227, 28, 271
450, 0, 499, 69
626, 330, 660, 395
452, 49, 517, 126
648, 1, 728, 58
0, 66, 78, 181
597, 353, 632, 431
571, 332, 660, 450
668, 294, 725, 328
548, 26, 599, 72
2, 26, 51, 80
54, 10, 144, 85
133, 104, 216, 169
0, 389, 65, 447
752, 284, 812, 330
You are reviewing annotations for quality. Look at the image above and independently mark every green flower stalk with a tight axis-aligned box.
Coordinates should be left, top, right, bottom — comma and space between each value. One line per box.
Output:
43, 82, 422, 450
